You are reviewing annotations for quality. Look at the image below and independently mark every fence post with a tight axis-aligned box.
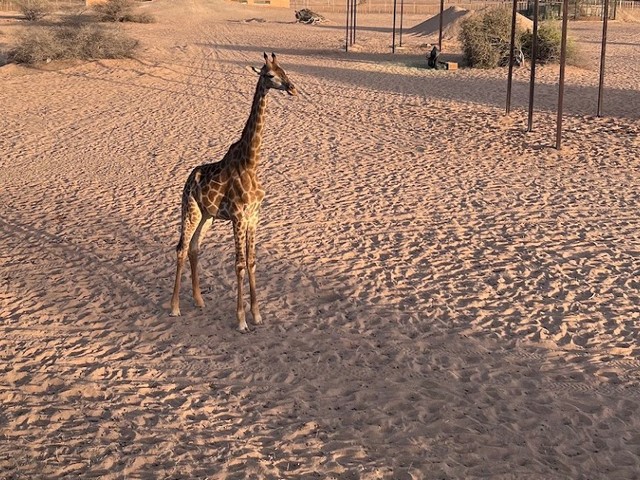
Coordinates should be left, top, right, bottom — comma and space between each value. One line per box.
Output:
399, 0, 404, 46
345, 0, 350, 52
527, 0, 539, 131
392, 0, 397, 53
438, 0, 444, 51
505, 0, 518, 114
556, 0, 570, 149
597, 0, 610, 116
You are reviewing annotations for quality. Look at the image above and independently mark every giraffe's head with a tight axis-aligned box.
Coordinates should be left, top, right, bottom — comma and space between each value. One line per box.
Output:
252, 52, 298, 96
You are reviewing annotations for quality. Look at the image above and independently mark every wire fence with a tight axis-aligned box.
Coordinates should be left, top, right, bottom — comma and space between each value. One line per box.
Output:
290, 0, 639, 15
292, 0, 519, 14
522, 0, 637, 19
1, 0, 636, 16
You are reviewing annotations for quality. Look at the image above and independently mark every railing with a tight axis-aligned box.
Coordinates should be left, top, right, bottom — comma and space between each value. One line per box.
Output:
290, 0, 521, 14
0, 0, 18, 10
2, 0, 636, 15
522, 0, 636, 20
290, 0, 639, 15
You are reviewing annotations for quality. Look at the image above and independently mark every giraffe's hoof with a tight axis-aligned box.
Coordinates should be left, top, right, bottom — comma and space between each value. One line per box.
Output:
194, 297, 205, 308
252, 313, 263, 325
170, 309, 181, 317
237, 322, 250, 333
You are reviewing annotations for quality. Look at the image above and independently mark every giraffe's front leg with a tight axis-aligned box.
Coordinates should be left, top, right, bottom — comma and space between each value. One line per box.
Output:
232, 217, 249, 332
246, 221, 262, 325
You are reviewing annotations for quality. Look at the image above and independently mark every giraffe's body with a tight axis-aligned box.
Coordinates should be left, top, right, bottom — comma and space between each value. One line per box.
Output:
170, 53, 297, 332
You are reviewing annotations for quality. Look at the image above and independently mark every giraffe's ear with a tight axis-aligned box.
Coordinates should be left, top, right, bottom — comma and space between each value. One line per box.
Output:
250, 66, 261, 75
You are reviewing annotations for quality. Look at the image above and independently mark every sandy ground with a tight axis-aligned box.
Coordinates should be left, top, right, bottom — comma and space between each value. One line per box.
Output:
1, 1, 640, 478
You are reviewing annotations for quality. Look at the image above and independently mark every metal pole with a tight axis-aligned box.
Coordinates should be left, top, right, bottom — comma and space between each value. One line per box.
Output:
345, 0, 350, 52
399, 0, 404, 47
392, 0, 397, 53
350, 0, 355, 45
527, 0, 539, 131
438, 0, 445, 51
349, 0, 356, 45
506, 0, 518, 114
353, 0, 357, 44
556, 0, 570, 149
597, 0, 610, 117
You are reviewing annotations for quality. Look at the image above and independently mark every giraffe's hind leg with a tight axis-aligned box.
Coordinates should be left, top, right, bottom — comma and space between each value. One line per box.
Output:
171, 197, 202, 316
232, 216, 249, 332
246, 222, 262, 325
189, 216, 212, 308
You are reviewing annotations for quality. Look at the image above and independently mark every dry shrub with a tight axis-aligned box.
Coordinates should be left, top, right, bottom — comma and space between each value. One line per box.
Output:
9, 23, 138, 64
521, 21, 577, 65
124, 11, 155, 23
459, 6, 525, 68
16, 0, 51, 21
94, 0, 155, 23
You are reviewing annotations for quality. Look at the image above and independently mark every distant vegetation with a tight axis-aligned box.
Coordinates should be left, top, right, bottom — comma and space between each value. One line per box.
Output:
16, 0, 51, 21
521, 21, 577, 65
93, 0, 155, 23
459, 7, 578, 68
3, 0, 153, 65
8, 23, 138, 64
459, 7, 525, 68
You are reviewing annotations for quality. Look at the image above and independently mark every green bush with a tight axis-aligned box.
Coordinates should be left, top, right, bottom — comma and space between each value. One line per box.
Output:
521, 21, 577, 64
93, 0, 155, 23
16, 0, 51, 21
459, 7, 525, 69
8, 24, 138, 64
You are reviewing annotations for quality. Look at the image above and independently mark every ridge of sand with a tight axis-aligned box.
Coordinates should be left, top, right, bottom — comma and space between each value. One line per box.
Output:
408, 6, 534, 43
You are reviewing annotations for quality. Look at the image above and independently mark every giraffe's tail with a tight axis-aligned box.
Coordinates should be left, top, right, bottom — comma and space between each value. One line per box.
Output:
175, 167, 202, 253
176, 233, 184, 253
175, 189, 189, 253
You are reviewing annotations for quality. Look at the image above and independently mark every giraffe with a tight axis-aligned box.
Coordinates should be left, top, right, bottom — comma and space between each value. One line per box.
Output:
170, 52, 297, 332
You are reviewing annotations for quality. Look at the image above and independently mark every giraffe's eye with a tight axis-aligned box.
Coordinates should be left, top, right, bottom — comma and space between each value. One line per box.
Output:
266, 73, 275, 79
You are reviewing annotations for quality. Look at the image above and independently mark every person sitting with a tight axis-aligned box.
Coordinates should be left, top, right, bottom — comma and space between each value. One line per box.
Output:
427, 46, 446, 70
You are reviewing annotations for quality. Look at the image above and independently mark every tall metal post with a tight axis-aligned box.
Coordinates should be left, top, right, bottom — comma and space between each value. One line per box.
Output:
597, 0, 610, 117
399, 0, 404, 47
353, 0, 357, 44
350, 0, 356, 45
527, 0, 539, 131
556, 0, 570, 150
505, 0, 518, 114
345, 0, 350, 52
438, 0, 445, 51
392, 0, 397, 53
349, 0, 356, 45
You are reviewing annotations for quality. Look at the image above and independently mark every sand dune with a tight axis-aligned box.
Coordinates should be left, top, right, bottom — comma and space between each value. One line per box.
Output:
1, 0, 640, 477
407, 6, 533, 44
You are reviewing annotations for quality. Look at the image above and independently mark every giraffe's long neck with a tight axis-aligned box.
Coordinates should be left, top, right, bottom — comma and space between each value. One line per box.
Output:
238, 79, 268, 170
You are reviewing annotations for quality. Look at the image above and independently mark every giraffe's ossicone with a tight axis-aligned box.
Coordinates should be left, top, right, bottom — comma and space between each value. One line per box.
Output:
170, 52, 297, 332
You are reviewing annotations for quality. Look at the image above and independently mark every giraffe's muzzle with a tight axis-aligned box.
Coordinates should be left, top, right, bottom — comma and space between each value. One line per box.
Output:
286, 84, 298, 96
